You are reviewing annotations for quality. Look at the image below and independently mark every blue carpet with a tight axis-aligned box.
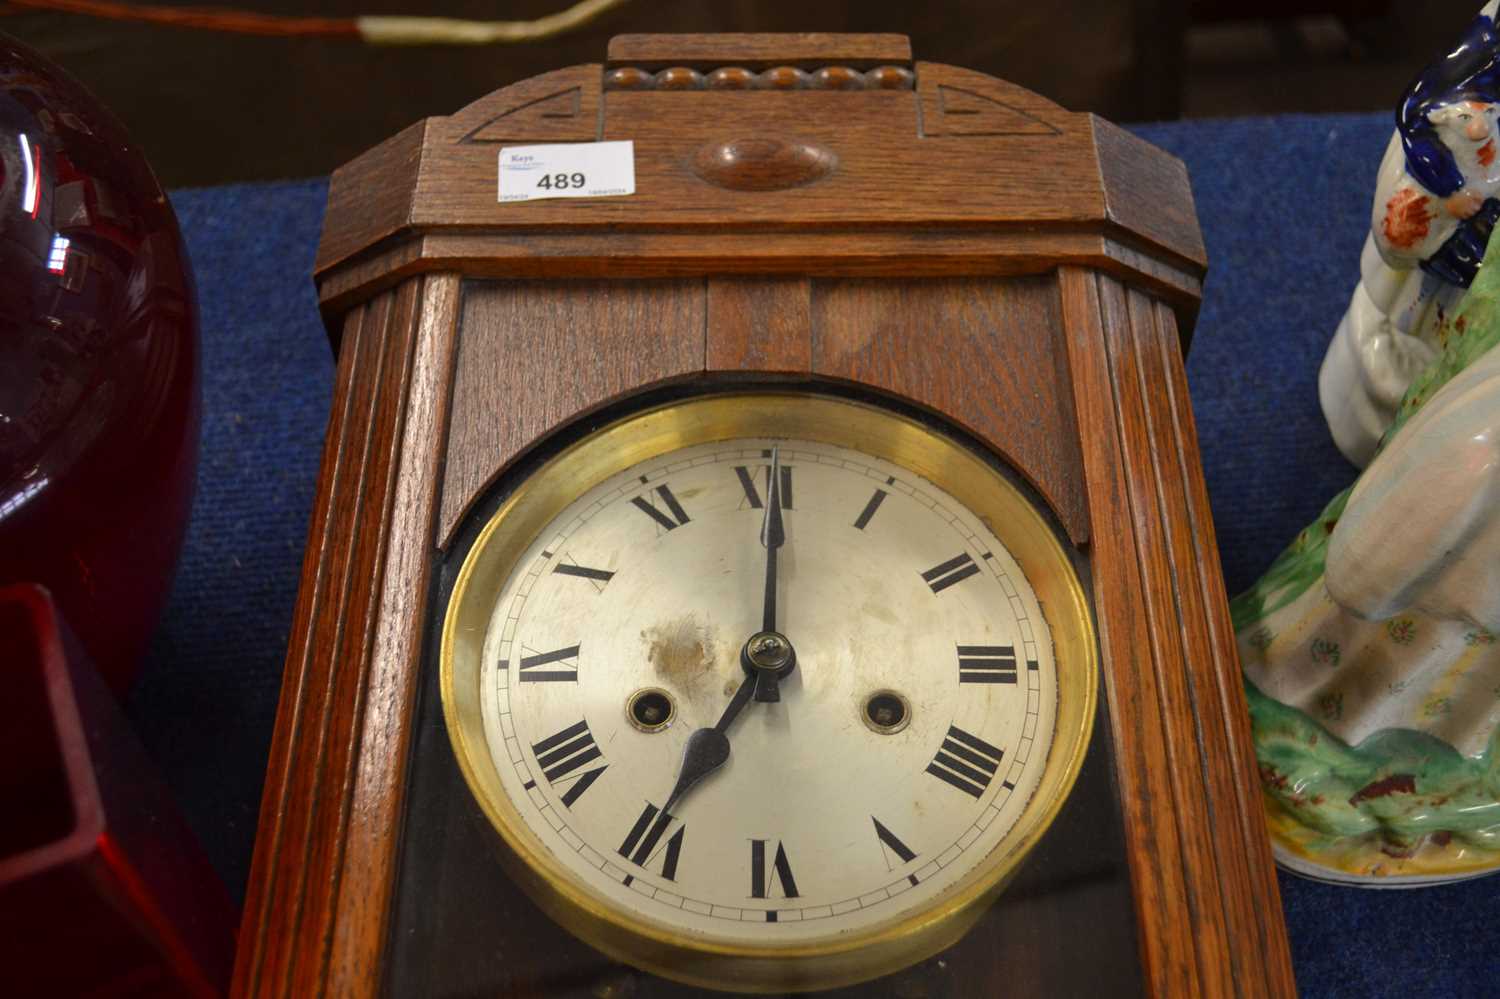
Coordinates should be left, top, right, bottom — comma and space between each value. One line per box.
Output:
125, 114, 1500, 996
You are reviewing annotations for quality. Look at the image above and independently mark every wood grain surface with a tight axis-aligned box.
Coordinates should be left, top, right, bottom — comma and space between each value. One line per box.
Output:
314, 60, 1206, 323
705, 277, 812, 373
606, 33, 914, 68
315, 230, 1204, 328
231, 274, 459, 998
810, 278, 1090, 545
1058, 266, 1295, 997
325, 276, 461, 988
1091, 116, 1208, 274
445, 65, 604, 148
314, 121, 428, 302
436, 276, 1090, 548
915, 62, 1068, 137
436, 280, 707, 545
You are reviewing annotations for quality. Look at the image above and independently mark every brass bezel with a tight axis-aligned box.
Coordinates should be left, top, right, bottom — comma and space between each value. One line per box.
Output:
440, 392, 1098, 993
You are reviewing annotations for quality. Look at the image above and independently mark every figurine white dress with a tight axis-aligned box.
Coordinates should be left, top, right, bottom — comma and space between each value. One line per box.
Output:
1239, 317, 1500, 883
1239, 1, 1500, 884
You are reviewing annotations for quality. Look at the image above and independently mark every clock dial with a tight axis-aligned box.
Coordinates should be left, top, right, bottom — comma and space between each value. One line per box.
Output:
442, 393, 1096, 990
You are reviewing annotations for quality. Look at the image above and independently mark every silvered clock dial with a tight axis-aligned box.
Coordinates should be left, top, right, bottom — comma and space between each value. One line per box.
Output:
441, 392, 1096, 992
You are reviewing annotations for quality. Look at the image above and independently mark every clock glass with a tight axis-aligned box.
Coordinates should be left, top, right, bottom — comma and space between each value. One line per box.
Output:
432, 392, 1101, 992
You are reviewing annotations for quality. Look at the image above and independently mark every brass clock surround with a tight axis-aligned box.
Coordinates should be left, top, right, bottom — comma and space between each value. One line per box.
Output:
440, 391, 1098, 993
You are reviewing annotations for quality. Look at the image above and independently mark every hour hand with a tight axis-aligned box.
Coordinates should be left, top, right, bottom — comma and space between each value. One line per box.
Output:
664, 673, 755, 811
662, 629, 797, 812
664, 728, 730, 813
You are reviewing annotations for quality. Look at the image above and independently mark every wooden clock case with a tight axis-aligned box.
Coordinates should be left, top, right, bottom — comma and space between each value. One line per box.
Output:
233, 33, 1295, 997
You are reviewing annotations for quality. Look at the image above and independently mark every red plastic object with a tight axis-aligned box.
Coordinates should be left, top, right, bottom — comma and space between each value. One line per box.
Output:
0, 584, 236, 998
0, 33, 200, 694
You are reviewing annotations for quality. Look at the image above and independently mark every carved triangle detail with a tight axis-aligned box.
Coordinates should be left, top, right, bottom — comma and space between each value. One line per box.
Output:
460, 87, 585, 144
934, 85, 1060, 136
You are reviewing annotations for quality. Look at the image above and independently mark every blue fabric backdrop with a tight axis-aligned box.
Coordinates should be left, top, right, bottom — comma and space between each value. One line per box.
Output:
127, 114, 1500, 996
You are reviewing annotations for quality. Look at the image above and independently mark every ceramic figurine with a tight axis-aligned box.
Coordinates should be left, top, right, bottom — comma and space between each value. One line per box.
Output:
1320, 2, 1500, 467
1237, 3, 1500, 884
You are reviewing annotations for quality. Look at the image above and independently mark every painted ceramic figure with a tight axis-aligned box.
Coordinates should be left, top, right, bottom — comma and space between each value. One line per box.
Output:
1320, 2, 1500, 467
1239, 4, 1500, 886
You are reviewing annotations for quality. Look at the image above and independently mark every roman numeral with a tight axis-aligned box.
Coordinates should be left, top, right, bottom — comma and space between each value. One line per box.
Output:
552, 559, 615, 588
957, 645, 1018, 684
926, 725, 1005, 799
872, 817, 920, 885
530, 719, 607, 807
750, 839, 799, 899
508, 644, 579, 683
618, 802, 685, 881
631, 484, 691, 532
921, 553, 981, 593
872, 817, 917, 865
853, 488, 888, 530
734, 463, 794, 510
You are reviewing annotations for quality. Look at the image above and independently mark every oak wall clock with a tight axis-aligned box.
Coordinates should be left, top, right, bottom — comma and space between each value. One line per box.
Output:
233, 33, 1296, 997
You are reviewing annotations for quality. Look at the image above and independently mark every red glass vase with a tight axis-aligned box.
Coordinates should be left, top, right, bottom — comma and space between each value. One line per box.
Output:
0, 583, 236, 997
0, 33, 200, 694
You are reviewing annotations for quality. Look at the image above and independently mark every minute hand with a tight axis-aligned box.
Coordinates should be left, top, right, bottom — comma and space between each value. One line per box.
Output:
755, 447, 786, 702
